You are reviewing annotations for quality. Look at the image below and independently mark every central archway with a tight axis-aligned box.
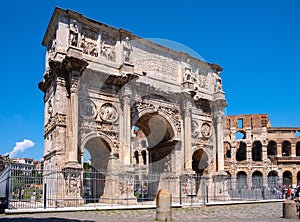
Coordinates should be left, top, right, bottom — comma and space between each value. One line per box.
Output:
82, 136, 112, 203
133, 112, 177, 199
134, 113, 176, 173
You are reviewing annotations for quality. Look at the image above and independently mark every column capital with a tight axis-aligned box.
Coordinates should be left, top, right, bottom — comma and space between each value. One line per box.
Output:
121, 94, 131, 106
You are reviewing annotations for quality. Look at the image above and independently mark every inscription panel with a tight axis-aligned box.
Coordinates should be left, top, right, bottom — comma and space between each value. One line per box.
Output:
132, 43, 179, 83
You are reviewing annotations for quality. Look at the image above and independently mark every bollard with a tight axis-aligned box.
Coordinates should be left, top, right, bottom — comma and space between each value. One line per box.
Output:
156, 189, 172, 221
283, 199, 298, 219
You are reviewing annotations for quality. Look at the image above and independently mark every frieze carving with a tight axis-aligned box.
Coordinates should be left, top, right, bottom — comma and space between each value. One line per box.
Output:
79, 128, 119, 153
102, 132, 119, 153
181, 174, 196, 195
79, 99, 97, 119
135, 102, 155, 113
44, 113, 67, 136
100, 103, 118, 123
64, 171, 80, 195
191, 121, 200, 138
135, 102, 181, 134
182, 60, 208, 91
197, 75, 208, 89
159, 106, 181, 134
79, 120, 118, 131
100, 31, 116, 61
201, 122, 211, 138
163, 155, 171, 172
80, 28, 98, 57
118, 178, 134, 196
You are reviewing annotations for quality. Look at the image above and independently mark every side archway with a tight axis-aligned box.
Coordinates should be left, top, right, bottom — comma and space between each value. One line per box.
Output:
81, 133, 113, 203
192, 149, 209, 175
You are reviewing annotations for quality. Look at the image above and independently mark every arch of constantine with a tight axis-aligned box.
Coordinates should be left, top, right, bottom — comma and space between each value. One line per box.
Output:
38, 8, 227, 205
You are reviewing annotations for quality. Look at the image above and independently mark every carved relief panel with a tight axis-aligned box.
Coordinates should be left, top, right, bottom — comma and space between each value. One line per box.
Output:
79, 99, 97, 119
100, 103, 118, 123
80, 28, 99, 57
100, 31, 117, 62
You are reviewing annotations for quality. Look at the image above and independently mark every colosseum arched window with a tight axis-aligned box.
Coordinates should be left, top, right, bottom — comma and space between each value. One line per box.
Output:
296, 141, 300, 156
236, 141, 247, 161
282, 140, 291, 156
252, 171, 263, 188
252, 141, 262, 161
237, 171, 247, 189
267, 140, 277, 156
283, 171, 292, 185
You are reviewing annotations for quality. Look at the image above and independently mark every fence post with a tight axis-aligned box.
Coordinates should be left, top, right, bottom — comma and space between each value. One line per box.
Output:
202, 176, 206, 205
43, 183, 47, 209
179, 175, 182, 205
5, 168, 11, 209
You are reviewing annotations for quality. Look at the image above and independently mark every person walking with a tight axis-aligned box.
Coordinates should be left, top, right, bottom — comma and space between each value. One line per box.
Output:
261, 186, 266, 200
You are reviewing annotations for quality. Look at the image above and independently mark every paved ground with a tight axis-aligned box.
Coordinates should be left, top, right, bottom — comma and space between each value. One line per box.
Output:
0, 202, 298, 222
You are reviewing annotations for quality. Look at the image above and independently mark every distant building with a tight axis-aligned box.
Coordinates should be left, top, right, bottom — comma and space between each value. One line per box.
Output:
6, 158, 42, 174
224, 114, 300, 188
0, 156, 4, 172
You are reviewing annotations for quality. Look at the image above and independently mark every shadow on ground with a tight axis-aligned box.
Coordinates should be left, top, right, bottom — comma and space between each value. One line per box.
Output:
0, 218, 95, 222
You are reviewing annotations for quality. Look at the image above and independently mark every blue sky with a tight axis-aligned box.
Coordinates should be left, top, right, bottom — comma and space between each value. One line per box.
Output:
0, 0, 299, 160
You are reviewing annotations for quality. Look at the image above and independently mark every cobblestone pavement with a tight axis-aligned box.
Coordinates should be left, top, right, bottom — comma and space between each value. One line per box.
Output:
0, 202, 298, 222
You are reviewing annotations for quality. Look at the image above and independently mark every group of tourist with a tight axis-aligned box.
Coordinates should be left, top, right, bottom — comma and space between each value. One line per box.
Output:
271, 184, 300, 200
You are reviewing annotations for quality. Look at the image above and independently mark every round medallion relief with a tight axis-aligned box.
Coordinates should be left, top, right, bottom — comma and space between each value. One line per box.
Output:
100, 103, 118, 123
201, 122, 211, 138
79, 99, 97, 119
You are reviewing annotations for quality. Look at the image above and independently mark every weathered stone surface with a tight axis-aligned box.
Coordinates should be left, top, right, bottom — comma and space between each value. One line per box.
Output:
39, 8, 228, 206
156, 189, 172, 221
224, 114, 300, 187
283, 200, 298, 219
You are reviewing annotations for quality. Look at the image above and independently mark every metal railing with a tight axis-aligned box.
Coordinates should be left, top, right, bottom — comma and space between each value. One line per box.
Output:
0, 168, 283, 210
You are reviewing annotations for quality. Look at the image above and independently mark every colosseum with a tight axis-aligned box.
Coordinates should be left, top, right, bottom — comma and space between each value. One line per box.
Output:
224, 114, 300, 189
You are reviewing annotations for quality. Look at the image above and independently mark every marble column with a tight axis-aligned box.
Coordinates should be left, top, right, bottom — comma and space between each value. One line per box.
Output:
212, 100, 226, 172
247, 142, 252, 161
277, 142, 282, 157
215, 115, 225, 172
262, 143, 268, 161
122, 94, 132, 167
66, 71, 80, 167
183, 102, 192, 170
291, 143, 296, 157
292, 174, 297, 186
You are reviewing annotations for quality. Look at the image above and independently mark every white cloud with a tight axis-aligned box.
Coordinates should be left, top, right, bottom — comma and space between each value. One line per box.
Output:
8, 139, 35, 158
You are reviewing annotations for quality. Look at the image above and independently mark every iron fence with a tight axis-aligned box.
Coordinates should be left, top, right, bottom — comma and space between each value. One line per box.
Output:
0, 168, 283, 210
